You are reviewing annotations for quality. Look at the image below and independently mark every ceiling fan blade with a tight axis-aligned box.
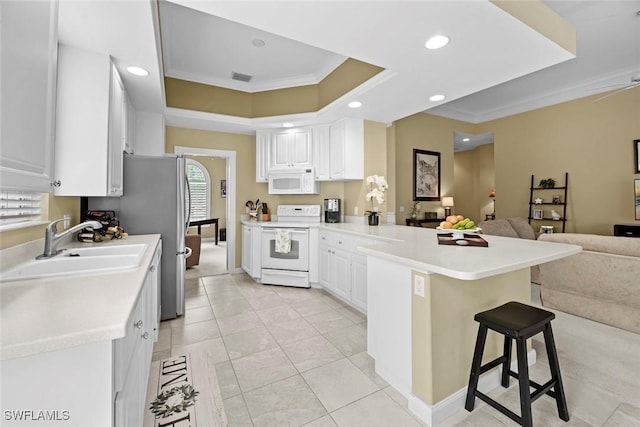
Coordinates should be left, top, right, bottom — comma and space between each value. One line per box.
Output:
591, 84, 637, 103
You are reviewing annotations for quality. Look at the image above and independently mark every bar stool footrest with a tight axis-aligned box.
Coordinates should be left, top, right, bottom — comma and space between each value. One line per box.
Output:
475, 390, 522, 425
507, 370, 560, 402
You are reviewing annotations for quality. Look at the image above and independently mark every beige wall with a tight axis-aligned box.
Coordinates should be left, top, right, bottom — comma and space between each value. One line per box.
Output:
477, 86, 640, 235
0, 195, 80, 250
391, 113, 476, 223
454, 144, 495, 222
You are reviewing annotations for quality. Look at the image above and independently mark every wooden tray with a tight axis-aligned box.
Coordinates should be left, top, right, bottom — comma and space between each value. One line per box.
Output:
437, 233, 488, 247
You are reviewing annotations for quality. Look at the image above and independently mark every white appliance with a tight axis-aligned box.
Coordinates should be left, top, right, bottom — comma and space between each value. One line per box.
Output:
268, 168, 320, 195
87, 153, 189, 320
261, 205, 321, 288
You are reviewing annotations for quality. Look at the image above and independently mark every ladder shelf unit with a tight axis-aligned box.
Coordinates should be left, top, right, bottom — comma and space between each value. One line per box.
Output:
528, 172, 568, 233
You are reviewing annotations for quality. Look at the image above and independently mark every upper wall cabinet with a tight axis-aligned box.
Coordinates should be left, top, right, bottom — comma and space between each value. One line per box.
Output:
318, 118, 364, 181
270, 128, 313, 170
54, 45, 129, 197
255, 130, 270, 182
0, 0, 59, 192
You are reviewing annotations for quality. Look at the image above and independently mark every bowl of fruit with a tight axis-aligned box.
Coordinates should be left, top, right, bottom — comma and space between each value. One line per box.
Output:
436, 215, 481, 233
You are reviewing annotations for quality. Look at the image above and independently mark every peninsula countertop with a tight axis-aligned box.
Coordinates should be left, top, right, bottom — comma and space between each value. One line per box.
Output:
319, 223, 582, 280
0, 234, 161, 361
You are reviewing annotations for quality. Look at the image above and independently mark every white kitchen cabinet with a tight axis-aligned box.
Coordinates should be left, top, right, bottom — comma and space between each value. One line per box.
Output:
270, 128, 313, 169
123, 92, 136, 154
1, 241, 161, 427
54, 44, 128, 196
256, 130, 270, 182
327, 118, 364, 181
0, 0, 58, 192
241, 223, 261, 278
313, 125, 331, 180
318, 230, 374, 312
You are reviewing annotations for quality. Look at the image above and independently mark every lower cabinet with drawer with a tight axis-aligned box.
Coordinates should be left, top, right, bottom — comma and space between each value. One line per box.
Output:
318, 230, 375, 313
0, 241, 161, 427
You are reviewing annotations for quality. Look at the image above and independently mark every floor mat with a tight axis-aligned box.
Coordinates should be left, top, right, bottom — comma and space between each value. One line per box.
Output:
144, 351, 227, 427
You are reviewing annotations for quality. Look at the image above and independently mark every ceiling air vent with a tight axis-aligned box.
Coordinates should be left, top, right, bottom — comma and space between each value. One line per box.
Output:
232, 72, 253, 83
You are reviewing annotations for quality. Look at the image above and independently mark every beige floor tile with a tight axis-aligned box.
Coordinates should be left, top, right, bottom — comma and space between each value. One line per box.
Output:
603, 403, 640, 427
171, 337, 229, 364
281, 335, 343, 372
243, 375, 327, 427
151, 349, 171, 362
335, 306, 367, 324
171, 320, 221, 347
330, 390, 423, 427
255, 304, 301, 326
231, 347, 297, 392
170, 305, 215, 327
266, 317, 320, 345
223, 395, 253, 427
216, 310, 263, 336
305, 309, 355, 334
153, 324, 172, 352
323, 323, 367, 356
185, 294, 211, 310
381, 385, 407, 408
302, 358, 379, 412
237, 283, 277, 299
212, 297, 253, 319
215, 360, 241, 399
246, 292, 287, 311
302, 415, 338, 427
223, 326, 279, 360
290, 298, 334, 317
349, 351, 389, 388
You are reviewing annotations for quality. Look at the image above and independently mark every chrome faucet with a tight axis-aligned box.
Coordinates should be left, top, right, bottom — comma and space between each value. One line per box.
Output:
37, 219, 103, 259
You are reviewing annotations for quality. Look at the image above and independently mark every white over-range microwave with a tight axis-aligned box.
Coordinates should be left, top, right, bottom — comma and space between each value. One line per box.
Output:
268, 169, 320, 195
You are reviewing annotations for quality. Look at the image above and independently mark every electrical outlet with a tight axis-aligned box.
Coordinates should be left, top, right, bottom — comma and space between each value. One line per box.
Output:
414, 275, 425, 297
399, 206, 405, 212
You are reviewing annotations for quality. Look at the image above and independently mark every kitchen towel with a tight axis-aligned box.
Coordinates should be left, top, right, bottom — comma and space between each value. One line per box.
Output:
275, 229, 292, 253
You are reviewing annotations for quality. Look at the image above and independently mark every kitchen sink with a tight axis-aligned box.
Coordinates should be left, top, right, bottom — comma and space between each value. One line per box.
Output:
0, 244, 148, 282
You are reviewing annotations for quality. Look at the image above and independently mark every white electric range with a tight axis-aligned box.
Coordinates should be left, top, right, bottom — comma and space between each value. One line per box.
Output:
260, 205, 321, 288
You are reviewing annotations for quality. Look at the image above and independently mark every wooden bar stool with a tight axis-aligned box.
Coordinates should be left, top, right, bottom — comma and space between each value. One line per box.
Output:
465, 301, 569, 427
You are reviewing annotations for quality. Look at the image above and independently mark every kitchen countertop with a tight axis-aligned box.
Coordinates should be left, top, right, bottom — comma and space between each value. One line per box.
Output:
319, 223, 582, 280
0, 234, 161, 361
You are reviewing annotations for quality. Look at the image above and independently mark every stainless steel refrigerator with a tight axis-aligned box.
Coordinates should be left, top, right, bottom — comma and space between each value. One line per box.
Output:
88, 153, 189, 320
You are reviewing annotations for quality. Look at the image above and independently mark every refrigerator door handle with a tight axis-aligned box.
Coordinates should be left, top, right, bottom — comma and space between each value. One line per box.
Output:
181, 247, 193, 258
185, 175, 192, 233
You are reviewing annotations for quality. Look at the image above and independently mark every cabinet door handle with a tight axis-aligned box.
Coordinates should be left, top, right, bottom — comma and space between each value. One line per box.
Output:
50, 180, 61, 188
142, 332, 149, 340
134, 320, 143, 329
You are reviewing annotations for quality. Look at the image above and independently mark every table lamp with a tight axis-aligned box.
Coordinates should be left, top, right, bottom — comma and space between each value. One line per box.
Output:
489, 190, 496, 217
442, 197, 454, 217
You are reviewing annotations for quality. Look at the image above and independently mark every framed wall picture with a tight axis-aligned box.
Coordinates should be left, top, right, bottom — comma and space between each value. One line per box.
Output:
635, 139, 640, 173
635, 179, 640, 220
533, 209, 543, 220
220, 179, 227, 198
413, 149, 441, 201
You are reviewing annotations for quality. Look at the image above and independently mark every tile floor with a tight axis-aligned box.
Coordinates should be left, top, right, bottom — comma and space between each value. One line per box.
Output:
152, 274, 640, 427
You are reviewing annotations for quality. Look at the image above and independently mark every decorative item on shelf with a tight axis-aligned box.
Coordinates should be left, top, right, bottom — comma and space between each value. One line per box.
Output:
410, 201, 421, 219
551, 209, 561, 220
540, 225, 554, 234
539, 178, 556, 188
365, 174, 388, 226
552, 194, 561, 204
534, 197, 544, 204
533, 209, 543, 220
442, 196, 454, 217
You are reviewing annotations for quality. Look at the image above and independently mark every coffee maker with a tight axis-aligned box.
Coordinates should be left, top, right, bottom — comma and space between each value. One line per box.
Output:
324, 198, 341, 223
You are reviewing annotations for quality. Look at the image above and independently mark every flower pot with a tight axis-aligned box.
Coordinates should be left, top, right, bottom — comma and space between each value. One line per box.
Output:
368, 214, 379, 226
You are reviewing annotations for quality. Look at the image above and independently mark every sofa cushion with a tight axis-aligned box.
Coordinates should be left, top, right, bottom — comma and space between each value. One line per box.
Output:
507, 217, 536, 240
478, 219, 519, 238
538, 233, 640, 257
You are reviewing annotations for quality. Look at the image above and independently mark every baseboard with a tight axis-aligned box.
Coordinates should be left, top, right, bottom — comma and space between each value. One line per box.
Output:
408, 349, 537, 426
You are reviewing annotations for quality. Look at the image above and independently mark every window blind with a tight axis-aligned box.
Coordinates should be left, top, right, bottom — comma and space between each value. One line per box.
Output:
186, 162, 210, 222
0, 190, 43, 227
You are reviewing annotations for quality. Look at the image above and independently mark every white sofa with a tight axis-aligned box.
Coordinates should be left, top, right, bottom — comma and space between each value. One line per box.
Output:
537, 233, 640, 334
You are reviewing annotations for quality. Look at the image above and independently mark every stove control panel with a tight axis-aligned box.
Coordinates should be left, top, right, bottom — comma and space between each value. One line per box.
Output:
276, 205, 321, 219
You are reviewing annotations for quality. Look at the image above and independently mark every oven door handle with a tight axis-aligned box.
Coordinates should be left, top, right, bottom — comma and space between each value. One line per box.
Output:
261, 229, 308, 235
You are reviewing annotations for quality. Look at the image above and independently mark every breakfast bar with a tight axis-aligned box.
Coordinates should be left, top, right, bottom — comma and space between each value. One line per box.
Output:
356, 228, 581, 426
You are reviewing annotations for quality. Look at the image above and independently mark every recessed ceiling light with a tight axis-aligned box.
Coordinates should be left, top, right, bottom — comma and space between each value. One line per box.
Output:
283, 122, 293, 128
429, 94, 445, 102
348, 101, 362, 108
462, 138, 470, 142
425, 35, 449, 50
126, 66, 149, 76
252, 39, 266, 47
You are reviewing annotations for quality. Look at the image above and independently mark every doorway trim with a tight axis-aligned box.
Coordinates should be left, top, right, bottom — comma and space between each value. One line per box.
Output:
174, 146, 238, 273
